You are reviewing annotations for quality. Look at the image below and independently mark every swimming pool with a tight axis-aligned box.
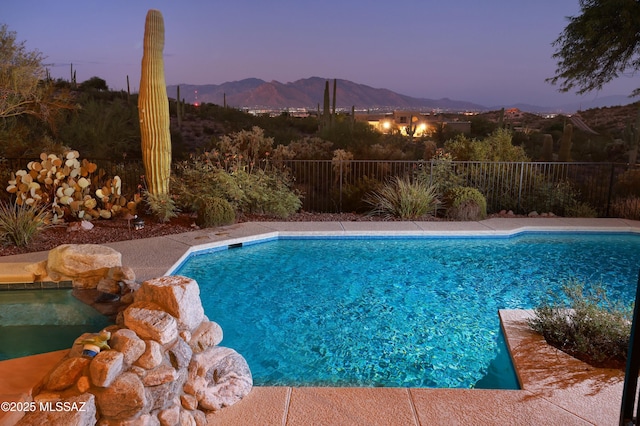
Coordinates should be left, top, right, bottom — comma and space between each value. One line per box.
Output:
0, 289, 112, 361
173, 232, 640, 388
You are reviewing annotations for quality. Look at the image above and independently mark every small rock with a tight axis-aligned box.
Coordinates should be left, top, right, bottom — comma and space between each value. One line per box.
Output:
167, 338, 193, 370
76, 376, 91, 393
90, 350, 124, 387
97, 277, 121, 295
46, 357, 90, 391
189, 321, 223, 353
136, 340, 164, 370
142, 364, 178, 387
158, 404, 180, 426
180, 394, 198, 411
110, 329, 146, 365
67, 220, 94, 232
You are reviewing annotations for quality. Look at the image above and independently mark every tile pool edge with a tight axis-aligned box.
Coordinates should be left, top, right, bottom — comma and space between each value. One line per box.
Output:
163, 223, 640, 276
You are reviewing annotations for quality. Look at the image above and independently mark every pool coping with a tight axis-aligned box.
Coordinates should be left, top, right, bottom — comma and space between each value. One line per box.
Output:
0, 217, 635, 424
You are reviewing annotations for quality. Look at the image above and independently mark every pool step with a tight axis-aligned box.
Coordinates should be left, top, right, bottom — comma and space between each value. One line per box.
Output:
0, 262, 72, 290
0, 263, 39, 284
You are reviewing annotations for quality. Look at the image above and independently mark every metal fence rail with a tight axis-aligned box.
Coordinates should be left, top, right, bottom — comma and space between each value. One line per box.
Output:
3, 158, 640, 218
276, 160, 639, 217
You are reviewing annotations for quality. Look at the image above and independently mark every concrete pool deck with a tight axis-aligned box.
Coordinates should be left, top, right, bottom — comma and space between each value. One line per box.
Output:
0, 217, 637, 424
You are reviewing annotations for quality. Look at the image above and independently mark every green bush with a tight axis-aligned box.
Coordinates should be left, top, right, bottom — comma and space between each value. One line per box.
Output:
610, 196, 640, 220
364, 175, 440, 219
331, 176, 381, 213
144, 192, 179, 223
519, 179, 595, 217
196, 196, 235, 227
417, 149, 464, 196
564, 201, 598, 218
444, 128, 529, 162
614, 169, 640, 197
527, 280, 631, 369
172, 151, 302, 219
0, 201, 53, 247
444, 186, 487, 221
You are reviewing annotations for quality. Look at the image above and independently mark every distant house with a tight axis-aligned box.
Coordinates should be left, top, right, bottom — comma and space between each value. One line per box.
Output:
355, 111, 471, 136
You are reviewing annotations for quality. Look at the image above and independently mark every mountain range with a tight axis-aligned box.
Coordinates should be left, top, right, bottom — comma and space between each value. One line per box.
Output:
166, 77, 633, 114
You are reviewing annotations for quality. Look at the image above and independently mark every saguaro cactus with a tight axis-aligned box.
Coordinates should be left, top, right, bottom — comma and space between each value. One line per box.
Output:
558, 122, 573, 162
322, 80, 331, 128
138, 9, 171, 196
624, 107, 640, 165
541, 134, 554, 161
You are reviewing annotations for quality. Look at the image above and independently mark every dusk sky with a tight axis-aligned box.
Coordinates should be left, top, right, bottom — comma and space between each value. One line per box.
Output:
3, 1, 639, 108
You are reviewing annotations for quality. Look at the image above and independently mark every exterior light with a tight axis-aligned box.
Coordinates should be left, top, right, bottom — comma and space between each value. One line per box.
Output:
132, 215, 145, 230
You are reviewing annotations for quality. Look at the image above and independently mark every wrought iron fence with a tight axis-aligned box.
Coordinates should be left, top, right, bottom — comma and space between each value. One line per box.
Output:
273, 160, 640, 217
3, 157, 640, 219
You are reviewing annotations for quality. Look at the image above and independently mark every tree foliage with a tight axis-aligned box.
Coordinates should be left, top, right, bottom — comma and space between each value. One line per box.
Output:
547, 0, 640, 96
0, 24, 74, 125
444, 128, 529, 162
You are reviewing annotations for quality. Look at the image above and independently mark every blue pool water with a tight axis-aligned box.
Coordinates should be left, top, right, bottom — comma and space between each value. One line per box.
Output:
0, 290, 112, 361
174, 233, 640, 388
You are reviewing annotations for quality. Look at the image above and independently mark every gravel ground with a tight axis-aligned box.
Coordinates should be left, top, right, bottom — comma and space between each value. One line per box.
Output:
0, 211, 431, 257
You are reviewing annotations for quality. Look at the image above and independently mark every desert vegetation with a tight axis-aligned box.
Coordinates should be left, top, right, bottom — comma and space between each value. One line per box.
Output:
2, 6, 640, 246
528, 280, 632, 369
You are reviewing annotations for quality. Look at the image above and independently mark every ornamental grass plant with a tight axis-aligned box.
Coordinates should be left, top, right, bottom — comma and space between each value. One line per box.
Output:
0, 201, 53, 247
364, 175, 440, 220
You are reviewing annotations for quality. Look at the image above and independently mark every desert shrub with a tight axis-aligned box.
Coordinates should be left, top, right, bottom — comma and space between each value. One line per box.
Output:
564, 202, 598, 218
228, 168, 301, 218
444, 128, 529, 162
144, 192, 179, 223
610, 196, 640, 220
0, 201, 53, 247
196, 196, 235, 227
332, 176, 381, 213
444, 186, 487, 221
172, 150, 301, 219
528, 280, 631, 369
614, 169, 640, 197
520, 179, 590, 216
364, 175, 440, 219
417, 149, 464, 196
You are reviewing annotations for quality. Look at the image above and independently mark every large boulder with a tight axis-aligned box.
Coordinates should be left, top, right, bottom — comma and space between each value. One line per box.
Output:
185, 346, 253, 411
135, 275, 205, 331
123, 301, 179, 345
18, 393, 97, 426
94, 372, 147, 420
46, 244, 122, 288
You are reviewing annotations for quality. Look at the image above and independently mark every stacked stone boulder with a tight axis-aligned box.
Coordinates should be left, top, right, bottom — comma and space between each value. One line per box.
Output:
26, 244, 139, 298
18, 275, 252, 425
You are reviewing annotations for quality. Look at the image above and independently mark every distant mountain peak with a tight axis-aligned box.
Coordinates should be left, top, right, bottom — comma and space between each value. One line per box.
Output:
166, 78, 633, 113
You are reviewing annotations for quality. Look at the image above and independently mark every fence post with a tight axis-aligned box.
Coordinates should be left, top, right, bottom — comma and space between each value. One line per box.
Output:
339, 160, 343, 213
517, 162, 525, 213
619, 270, 640, 425
429, 160, 433, 186
606, 163, 615, 217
